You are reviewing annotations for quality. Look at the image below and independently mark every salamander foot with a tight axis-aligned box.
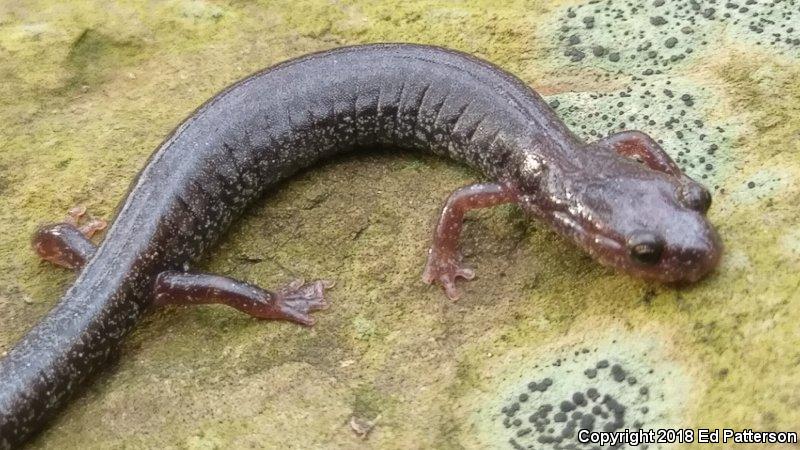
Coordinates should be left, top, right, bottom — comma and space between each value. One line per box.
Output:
273, 279, 334, 325
65, 205, 108, 238
421, 249, 475, 301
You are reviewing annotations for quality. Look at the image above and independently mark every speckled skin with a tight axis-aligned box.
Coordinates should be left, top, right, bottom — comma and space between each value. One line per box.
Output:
0, 43, 721, 447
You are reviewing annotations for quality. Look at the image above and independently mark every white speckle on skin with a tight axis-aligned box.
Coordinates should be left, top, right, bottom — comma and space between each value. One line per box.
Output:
522, 152, 543, 176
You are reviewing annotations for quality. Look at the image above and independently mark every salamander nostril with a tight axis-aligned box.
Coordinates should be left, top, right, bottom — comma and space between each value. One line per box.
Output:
627, 231, 664, 265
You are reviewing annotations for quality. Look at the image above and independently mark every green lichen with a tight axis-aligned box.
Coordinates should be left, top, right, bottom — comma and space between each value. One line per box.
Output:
0, 0, 798, 448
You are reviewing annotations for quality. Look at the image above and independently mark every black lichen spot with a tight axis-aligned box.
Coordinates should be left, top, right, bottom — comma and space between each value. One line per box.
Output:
570, 50, 586, 62
580, 414, 596, 430
611, 364, 627, 382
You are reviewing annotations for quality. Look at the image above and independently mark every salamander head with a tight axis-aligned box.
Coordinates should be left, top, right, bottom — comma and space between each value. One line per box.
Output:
518, 149, 722, 283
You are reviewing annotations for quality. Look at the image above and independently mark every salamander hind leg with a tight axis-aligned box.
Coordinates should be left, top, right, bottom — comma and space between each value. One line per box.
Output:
422, 183, 516, 301
154, 271, 333, 326
32, 205, 106, 269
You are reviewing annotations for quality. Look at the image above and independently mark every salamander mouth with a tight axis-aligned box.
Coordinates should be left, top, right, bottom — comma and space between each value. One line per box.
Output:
549, 211, 626, 267
558, 214, 629, 270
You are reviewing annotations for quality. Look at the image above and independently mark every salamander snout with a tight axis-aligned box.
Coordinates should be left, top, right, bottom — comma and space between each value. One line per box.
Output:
624, 217, 722, 284
666, 222, 722, 283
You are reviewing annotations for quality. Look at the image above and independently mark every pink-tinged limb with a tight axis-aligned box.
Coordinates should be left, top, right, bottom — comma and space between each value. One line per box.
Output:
422, 182, 517, 301
32, 205, 106, 269
154, 271, 333, 326
598, 130, 682, 176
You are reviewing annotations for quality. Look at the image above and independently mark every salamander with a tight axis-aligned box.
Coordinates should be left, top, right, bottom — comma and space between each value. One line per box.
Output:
0, 43, 722, 447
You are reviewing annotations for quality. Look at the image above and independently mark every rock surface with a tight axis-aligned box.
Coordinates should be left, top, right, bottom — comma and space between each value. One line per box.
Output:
0, 0, 798, 448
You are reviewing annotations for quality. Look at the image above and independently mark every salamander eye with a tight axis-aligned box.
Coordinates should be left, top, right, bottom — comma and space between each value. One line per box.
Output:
678, 183, 711, 214
627, 231, 664, 265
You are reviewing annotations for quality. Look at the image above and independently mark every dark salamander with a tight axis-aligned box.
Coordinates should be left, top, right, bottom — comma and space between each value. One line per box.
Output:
0, 44, 721, 447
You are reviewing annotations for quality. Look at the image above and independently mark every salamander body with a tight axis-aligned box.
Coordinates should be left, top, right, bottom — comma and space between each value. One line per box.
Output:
0, 44, 721, 447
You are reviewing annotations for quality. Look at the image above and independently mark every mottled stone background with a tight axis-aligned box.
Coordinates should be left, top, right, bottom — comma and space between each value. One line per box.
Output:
0, 0, 798, 448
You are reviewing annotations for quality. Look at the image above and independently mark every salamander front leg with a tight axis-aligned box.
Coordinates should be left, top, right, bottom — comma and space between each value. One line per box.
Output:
32, 205, 106, 269
597, 130, 682, 176
422, 182, 516, 301
154, 271, 333, 326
